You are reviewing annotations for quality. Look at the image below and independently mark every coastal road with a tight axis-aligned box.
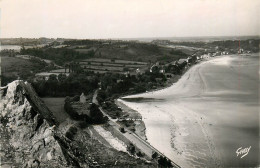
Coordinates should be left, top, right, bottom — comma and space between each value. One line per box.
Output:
93, 90, 181, 168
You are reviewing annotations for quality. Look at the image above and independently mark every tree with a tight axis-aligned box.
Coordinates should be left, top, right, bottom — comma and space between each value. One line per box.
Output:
48, 74, 58, 83
127, 143, 135, 155
46, 74, 58, 96
123, 67, 129, 71
58, 74, 67, 82
88, 103, 106, 123
20, 45, 26, 54
97, 90, 107, 103
119, 127, 125, 133
158, 156, 172, 167
134, 84, 146, 93
136, 151, 144, 157
152, 152, 158, 159
151, 66, 159, 74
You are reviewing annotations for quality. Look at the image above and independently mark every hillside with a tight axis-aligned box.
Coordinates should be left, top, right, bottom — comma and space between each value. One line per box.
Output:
1, 56, 55, 86
77, 42, 189, 63
0, 80, 155, 167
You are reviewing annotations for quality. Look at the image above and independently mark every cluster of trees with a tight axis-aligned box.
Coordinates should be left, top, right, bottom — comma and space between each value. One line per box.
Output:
20, 47, 95, 65
32, 72, 99, 97
64, 96, 107, 124
169, 49, 188, 56
95, 71, 168, 118
29, 57, 55, 73
63, 39, 101, 46
88, 103, 108, 123
100, 73, 134, 96
31, 62, 168, 99
96, 71, 166, 102
158, 156, 173, 167
0, 49, 17, 57
127, 143, 136, 155
165, 63, 186, 75
99, 99, 122, 119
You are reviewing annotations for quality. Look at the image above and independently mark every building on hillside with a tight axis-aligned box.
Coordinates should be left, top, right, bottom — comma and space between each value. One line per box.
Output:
177, 59, 188, 65
150, 64, 165, 73
117, 79, 123, 83
136, 68, 141, 74
124, 71, 130, 77
35, 72, 69, 81
159, 69, 165, 74
238, 48, 244, 54
80, 93, 87, 103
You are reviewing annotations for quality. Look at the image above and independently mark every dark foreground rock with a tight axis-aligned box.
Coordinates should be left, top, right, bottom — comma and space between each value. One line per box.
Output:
0, 81, 90, 167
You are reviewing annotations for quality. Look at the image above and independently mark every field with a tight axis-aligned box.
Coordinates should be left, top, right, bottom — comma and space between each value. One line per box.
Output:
1, 56, 52, 85
1, 56, 35, 77
41, 97, 68, 123
80, 58, 149, 74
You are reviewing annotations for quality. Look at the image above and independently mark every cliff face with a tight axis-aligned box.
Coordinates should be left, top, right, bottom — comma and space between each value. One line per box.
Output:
0, 80, 89, 167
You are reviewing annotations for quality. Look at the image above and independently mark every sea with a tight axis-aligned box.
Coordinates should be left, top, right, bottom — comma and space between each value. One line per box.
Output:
121, 53, 259, 167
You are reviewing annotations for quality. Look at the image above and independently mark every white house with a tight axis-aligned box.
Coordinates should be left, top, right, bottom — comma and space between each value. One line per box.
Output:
80, 93, 87, 103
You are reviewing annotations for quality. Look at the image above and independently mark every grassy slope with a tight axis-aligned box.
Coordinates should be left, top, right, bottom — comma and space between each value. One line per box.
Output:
41, 97, 69, 123
1, 56, 35, 77
75, 43, 189, 63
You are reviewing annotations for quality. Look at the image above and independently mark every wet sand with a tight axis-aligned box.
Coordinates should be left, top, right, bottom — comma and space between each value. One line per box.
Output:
120, 54, 259, 167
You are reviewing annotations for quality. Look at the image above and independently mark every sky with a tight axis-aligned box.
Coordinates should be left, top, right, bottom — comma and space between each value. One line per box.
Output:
0, 0, 259, 39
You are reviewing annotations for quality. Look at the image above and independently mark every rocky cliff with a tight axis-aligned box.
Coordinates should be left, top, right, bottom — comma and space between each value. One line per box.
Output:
0, 80, 89, 167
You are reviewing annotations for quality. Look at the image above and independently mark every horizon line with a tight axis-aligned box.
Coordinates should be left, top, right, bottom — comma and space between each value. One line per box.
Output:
0, 35, 259, 40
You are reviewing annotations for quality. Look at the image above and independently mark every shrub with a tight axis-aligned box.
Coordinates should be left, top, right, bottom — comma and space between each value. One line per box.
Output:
127, 143, 135, 154
65, 126, 78, 140
136, 151, 144, 157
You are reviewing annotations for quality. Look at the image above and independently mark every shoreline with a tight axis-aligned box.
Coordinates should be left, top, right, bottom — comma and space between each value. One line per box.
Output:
115, 54, 248, 167
115, 58, 208, 164
116, 53, 259, 167
115, 99, 147, 140
118, 53, 248, 100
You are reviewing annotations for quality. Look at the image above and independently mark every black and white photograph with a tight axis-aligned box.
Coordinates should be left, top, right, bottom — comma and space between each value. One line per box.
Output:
0, 0, 259, 167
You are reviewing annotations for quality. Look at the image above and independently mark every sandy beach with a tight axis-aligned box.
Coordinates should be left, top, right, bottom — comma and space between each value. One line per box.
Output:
119, 54, 259, 167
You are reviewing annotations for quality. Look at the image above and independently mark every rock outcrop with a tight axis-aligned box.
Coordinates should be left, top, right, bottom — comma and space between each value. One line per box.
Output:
0, 80, 89, 167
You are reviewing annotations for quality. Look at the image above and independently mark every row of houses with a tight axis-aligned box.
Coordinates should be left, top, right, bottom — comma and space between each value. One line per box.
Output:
35, 70, 69, 81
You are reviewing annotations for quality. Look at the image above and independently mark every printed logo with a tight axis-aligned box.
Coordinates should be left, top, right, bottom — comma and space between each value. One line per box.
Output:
236, 146, 251, 159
